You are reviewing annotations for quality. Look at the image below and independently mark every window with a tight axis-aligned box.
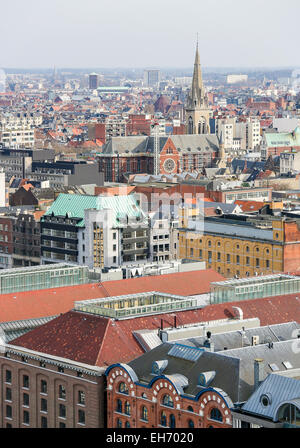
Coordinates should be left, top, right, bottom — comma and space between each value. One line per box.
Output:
41, 398, 47, 413
246, 256, 250, 266
78, 391, 85, 405
169, 414, 176, 428
266, 259, 270, 268
141, 406, 148, 422
188, 419, 194, 428
217, 252, 221, 261
41, 380, 47, 394
236, 255, 240, 265
210, 408, 223, 422
208, 251, 212, 263
78, 410, 85, 425
160, 411, 167, 427
6, 405, 12, 419
5, 388, 12, 402
59, 422, 66, 428
125, 421, 130, 428
256, 258, 260, 268
116, 399, 122, 413
5, 370, 12, 384
116, 418, 122, 428
23, 375, 29, 389
23, 410, 30, 425
59, 385, 66, 400
124, 401, 131, 416
58, 367, 64, 373
41, 416, 48, 428
187, 406, 194, 413
59, 404, 66, 419
118, 382, 129, 395
23, 393, 29, 407
162, 394, 174, 408
226, 254, 230, 264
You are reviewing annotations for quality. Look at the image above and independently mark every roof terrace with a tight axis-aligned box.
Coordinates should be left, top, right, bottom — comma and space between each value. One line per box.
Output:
210, 274, 300, 304
74, 291, 199, 320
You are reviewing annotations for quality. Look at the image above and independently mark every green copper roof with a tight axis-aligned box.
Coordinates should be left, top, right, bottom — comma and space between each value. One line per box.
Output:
43, 193, 146, 227
265, 127, 300, 148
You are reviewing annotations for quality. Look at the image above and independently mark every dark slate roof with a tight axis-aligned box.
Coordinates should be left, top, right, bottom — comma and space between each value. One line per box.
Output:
128, 342, 241, 402
220, 339, 300, 401
101, 134, 219, 156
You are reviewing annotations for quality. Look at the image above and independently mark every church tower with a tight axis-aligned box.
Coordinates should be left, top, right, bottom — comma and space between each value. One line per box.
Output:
185, 42, 211, 135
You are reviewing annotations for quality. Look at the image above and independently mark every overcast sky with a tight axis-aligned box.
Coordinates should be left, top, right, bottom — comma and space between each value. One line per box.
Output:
0, 0, 299, 68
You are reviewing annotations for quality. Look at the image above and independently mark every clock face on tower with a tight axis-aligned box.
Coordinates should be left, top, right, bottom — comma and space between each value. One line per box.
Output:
163, 158, 176, 173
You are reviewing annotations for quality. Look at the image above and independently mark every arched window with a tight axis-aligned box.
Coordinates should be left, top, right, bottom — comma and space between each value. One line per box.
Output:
116, 418, 122, 428
124, 401, 131, 416
187, 406, 194, 413
118, 382, 129, 395
162, 394, 174, 408
277, 403, 300, 426
160, 411, 167, 427
188, 117, 193, 134
169, 414, 176, 428
210, 408, 223, 422
116, 399, 122, 413
125, 421, 130, 428
141, 406, 148, 422
188, 419, 194, 428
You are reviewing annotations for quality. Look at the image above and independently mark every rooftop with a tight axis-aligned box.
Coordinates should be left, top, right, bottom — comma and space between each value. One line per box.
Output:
74, 291, 199, 320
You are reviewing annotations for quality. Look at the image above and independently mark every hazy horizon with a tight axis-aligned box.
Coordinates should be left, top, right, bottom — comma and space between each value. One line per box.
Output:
1, 0, 299, 69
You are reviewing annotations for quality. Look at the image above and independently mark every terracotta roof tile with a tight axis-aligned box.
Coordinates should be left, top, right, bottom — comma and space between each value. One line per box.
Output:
10, 293, 300, 367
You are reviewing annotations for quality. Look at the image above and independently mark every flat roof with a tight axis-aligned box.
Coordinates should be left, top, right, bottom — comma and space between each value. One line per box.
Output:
75, 291, 199, 320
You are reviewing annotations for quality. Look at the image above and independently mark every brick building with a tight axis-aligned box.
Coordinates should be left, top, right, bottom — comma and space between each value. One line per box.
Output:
105, 353, 234, 429
0, 343, 104, 428
98, 134, 219, 182
179, 198, 300, 277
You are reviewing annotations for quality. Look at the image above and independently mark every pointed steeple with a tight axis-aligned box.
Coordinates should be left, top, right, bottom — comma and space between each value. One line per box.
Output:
187, 39, 206, 108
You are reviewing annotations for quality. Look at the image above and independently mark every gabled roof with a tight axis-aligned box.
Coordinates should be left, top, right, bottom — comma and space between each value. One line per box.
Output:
9, 292, 300, 368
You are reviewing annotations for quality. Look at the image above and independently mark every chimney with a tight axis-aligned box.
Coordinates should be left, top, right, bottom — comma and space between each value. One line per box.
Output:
254, 358, 264, 390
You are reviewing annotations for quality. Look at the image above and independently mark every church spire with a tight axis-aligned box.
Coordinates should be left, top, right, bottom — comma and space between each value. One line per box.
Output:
187, 39, 206, 108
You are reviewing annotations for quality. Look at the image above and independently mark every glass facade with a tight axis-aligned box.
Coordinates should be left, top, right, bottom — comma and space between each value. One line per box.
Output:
210, 274, 300, 304
75, 292, 198, 319
0, 264, 92, 294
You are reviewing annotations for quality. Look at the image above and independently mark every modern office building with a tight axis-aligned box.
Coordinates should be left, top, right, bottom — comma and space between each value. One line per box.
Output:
143, 70, 160, 87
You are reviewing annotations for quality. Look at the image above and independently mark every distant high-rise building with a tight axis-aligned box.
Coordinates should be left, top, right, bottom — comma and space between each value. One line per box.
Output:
143, 69, 160, 86
227, 74, 248, 84
89, 73, 99, 90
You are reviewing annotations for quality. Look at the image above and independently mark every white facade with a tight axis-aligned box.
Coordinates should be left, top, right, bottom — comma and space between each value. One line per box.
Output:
280, 151, 300, 175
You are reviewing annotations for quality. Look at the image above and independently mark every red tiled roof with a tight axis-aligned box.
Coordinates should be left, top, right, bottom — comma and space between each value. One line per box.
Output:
97, 269, 225, 297
234, 200, 265, 212
10, 293, 300, 366
0, 270, 223, 323
0, 284, 107, 323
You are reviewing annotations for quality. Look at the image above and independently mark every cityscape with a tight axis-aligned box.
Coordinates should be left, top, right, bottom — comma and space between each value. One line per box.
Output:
0, 0, 300, 435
